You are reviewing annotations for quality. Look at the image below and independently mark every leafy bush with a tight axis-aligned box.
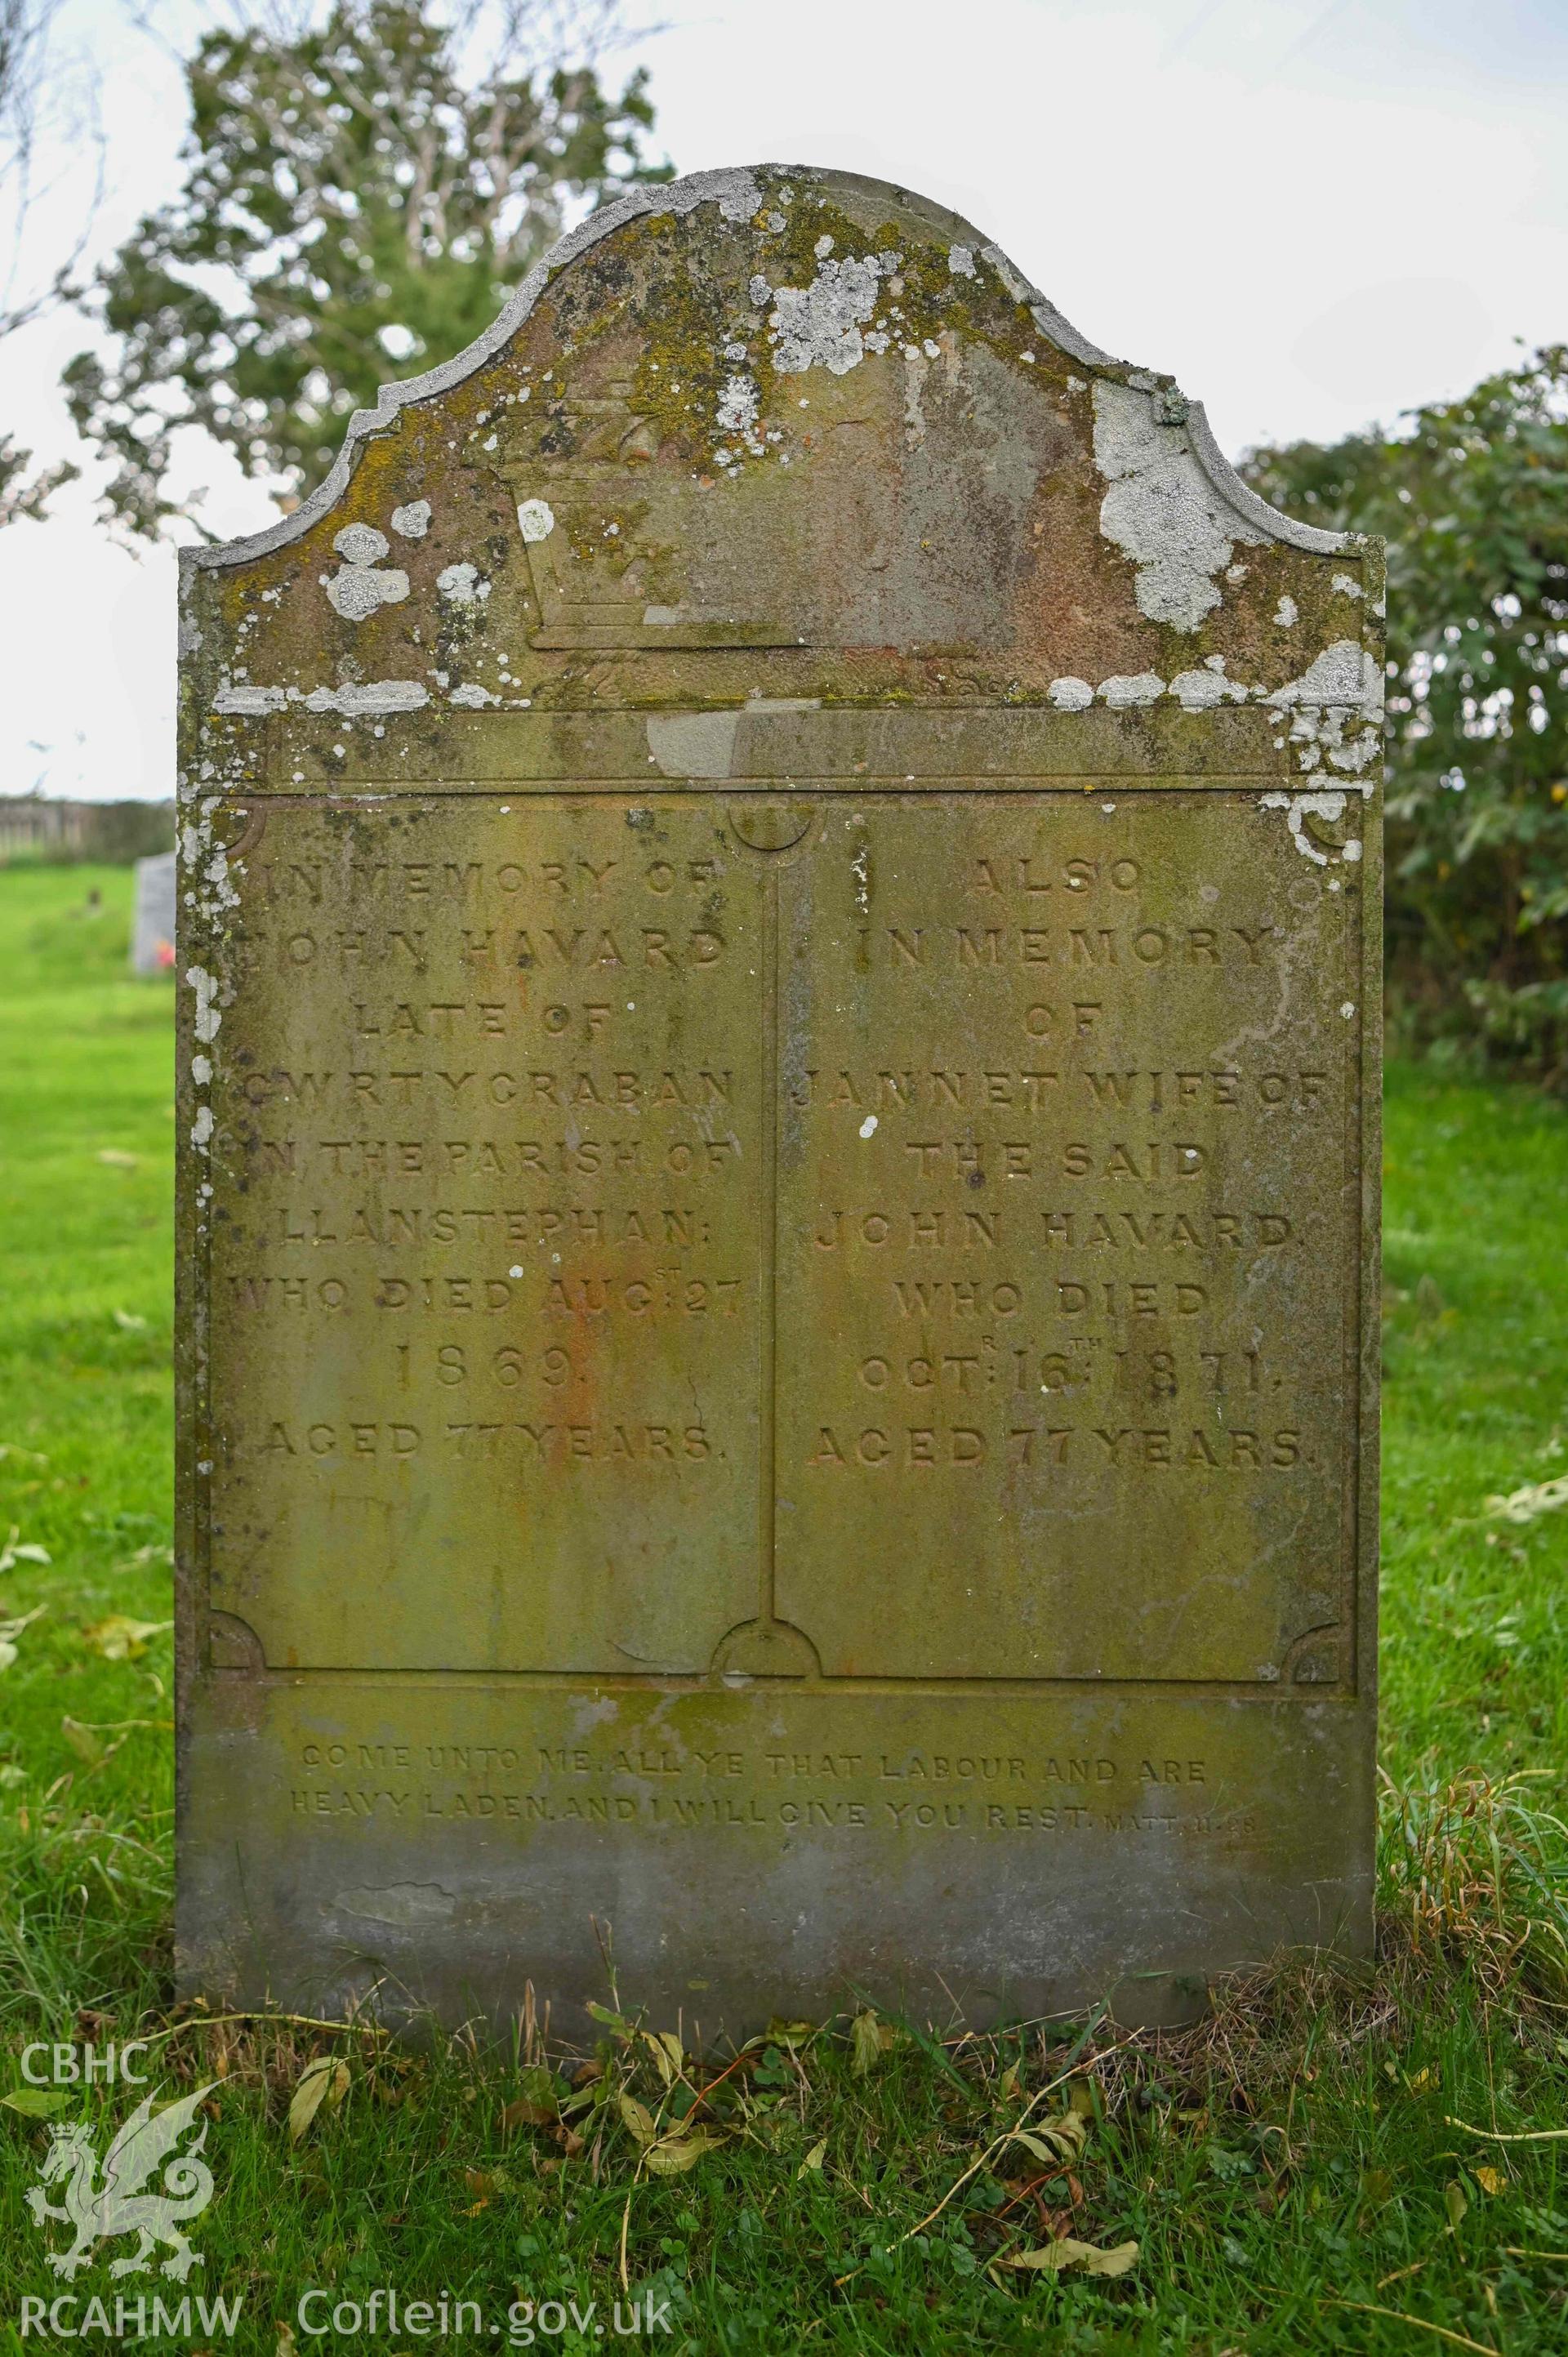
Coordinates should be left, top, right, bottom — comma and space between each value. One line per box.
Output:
1241, 348, 1568, 1080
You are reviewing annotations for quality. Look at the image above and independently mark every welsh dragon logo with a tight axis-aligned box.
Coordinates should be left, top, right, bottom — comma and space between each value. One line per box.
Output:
25, 2083, 218, 2280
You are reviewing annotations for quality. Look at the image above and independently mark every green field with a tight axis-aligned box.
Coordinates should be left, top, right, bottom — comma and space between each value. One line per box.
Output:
2, 863, 1566, 2355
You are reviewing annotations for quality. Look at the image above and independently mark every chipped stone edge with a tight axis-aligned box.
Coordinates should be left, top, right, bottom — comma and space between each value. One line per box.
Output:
180, 163, 1345, 587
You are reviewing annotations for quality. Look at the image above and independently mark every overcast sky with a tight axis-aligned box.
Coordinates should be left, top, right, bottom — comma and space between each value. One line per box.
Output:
2, 0, 1566, 801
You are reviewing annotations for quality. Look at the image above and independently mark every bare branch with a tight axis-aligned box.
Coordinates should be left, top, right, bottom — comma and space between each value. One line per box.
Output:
1, 0, 105, 339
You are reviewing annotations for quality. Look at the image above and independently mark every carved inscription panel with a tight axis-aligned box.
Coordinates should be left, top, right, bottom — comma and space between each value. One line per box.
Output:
775, 796, 1360, 1686
210, 800, 763, 1674
205, 787, 1363, 1691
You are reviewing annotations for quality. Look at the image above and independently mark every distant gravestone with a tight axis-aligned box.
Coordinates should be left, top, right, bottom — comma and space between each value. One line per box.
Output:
176, 167, 1383, 2034
129, 851, 176, 975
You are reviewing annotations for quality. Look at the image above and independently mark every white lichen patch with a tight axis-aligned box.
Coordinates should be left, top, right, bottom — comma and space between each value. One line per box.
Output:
517, 498, 555, 542
1267, 639, 1384, 781
214, 680, 430, 719
325, 568, 408, 622
324, 523, 410, 622
711, 170, 763, 224
449, 682, 499, 707
335, 524, 387, 564
1273, 595, 1298, 628
1321, 720, 1382, 774
1098, 671, 1165, 708
947, 244, 976, 277
437, 561, 488, 604
1331, 571, 1365, 599
1260, 786, 1365, 867
1271, 639, 1383, 714
1092, 381, 1267, 631
186, 965, 222, 1045
901, 345, 931, 448
715, 371, 764, 457
390, 501, 431, 539
1048, 677, 1095, 711
178, 798, 243, 929
1169, 659, 1249, 711
190, 1104, 214, 1149
309, 681, 430, 717
768, 252, 898, 376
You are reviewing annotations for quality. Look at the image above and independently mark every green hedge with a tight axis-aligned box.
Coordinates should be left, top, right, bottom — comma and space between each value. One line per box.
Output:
1241, 346, 1568, 1082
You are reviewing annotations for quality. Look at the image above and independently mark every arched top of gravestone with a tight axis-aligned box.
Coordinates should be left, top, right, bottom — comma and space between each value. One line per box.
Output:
183, 164, 1379, 724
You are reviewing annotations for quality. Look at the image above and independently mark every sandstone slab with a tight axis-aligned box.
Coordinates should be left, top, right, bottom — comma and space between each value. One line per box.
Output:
176, 167, 1383, 2035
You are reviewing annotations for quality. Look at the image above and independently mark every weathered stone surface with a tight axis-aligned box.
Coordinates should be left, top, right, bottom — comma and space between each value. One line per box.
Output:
176, 166, 1383, 2037
130, 851, 176, 975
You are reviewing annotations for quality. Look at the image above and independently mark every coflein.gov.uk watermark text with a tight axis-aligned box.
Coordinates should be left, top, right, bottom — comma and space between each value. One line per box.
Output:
292, 2289, 674, 2342
17, 2289, 673, 2342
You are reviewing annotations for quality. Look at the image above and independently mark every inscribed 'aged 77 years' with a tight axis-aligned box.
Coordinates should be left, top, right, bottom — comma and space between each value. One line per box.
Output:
176, 166, 1383, 2034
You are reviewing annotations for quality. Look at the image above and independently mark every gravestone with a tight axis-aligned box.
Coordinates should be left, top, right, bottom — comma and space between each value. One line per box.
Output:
130, 850, 176, 975
176, 166, 1383, 2034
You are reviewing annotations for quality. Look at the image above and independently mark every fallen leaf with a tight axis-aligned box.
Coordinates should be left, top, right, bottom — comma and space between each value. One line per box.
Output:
1009, 2110, 1087, 2168
1003, 2236, 1138, 2278
82, 1615, 171, 1661
799, 2138, 827, 2177
112, 1310, 149, 1333
96, 1149, 139, 1169
1487, 1475, 1568, 1525
501, 2067, 561, 2132
1445, 2180, 1468, 2234
2, 2087, 74, 2118
764, 2018, 815, 2047
288, 2056, 350, 2144
643, 2128, 725, 2177
641, 2030, 684, 2087
501, 2101, 555, 2133
617, 2092, 657, 2147
1475, 2166, 1507, 2196
60, 1717, 102, 1765
463, 2168, 509, 2199
850, 2010, 884, 2079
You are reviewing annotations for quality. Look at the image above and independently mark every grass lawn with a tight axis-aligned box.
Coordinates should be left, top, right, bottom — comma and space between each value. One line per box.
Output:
1, 862, 1565, 2355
